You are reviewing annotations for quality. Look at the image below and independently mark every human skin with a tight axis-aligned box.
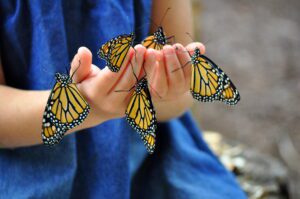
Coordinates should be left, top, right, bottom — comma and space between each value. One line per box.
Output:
0, 0, 205, 148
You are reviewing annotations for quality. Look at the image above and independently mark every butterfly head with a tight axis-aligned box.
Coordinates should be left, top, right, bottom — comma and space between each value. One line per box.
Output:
191, 48, 202, 64
55, 73, 72, 86
154, 26, 167, 45
194, 48, 201, 56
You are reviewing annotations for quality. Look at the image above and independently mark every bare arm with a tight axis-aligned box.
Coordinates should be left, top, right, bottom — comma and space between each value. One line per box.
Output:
151, 0, 194, 46
150, 0, 196, 121
0, 46, 153, 148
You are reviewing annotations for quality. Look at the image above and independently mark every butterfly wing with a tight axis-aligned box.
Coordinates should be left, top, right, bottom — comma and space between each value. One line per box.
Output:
98, 41, 113, 60
42, 81, 67, 145
50, 83, 90, 129
141, 132, 156, 154
217, 68, 240, 105
42, 114, 67, 146
190, 54, 224, 102
41, 78, 90, 145
141, 27, 168, 50
142, 35, 164, 50
98, 34, 135, 72
125, 78, 157, 153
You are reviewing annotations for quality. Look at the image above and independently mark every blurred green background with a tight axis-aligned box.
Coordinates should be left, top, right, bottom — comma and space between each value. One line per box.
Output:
191, 0, 300, 198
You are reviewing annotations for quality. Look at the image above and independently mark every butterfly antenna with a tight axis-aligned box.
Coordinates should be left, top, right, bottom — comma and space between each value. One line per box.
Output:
141, 61, 148, 79
65, 66, 69, 75
186, 32, 195, 42
115, 85, 135, 93
149, 84, 162, 99
129, 60, 139, 82
70, 59, 81, 81
186, 31, 211, 54
167, 35, 176, 45
160, 7, 171, 26
172, 60, 191, 73
202, 37, 212, 47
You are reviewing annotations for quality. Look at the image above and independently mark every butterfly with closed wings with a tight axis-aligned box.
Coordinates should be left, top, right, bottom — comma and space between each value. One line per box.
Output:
115, 60, 157, 153
141, 8, 174, 50
42, 61, 90, 145
98, 33, 135, 72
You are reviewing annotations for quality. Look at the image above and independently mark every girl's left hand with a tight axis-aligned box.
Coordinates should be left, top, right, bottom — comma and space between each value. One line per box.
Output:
143, 42, 206, 121
145, 42, 205, 100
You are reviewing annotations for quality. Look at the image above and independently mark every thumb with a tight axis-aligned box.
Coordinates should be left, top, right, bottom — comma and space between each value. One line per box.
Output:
70, 47, 92, 83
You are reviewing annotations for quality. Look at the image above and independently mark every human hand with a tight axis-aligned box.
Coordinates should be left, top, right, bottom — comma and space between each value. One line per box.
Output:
142, 42, 206, 121
69, 42, 205, 129
69, 45, 155, 130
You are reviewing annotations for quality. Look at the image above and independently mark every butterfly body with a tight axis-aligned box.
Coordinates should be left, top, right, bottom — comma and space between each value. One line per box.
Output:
125, 77, 157, 153
98, 33, 135, 72
42, 73, 90, 146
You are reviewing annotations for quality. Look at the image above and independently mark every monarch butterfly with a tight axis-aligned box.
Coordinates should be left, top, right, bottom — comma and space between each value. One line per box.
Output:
217, 67, 240, 105
141, 8, 174, 50
125, 77, 157, 154
189, 48, 224, 102
98, 33, 135, 72
42, 63, 90, 145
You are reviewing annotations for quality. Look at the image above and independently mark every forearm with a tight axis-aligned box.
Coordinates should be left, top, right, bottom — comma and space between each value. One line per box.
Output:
151, 0, 194, 46
0, 85, 99, 148
0, 86, 49, 147
155, 91, 193, 122
150, 0, 194, 122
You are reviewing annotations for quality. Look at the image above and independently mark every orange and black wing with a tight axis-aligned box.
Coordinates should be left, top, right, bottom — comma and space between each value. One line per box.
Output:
141, 27, 170, 50
98, 41, 112, 60
190, 53, 224, 102
42, 113, 67, 145
125, 78, 157, 153
141, 132, 156, 154
142, 35, 164, 50
42, 79, 90, 146
98, 33, 135, 72
217, 68, 240, 105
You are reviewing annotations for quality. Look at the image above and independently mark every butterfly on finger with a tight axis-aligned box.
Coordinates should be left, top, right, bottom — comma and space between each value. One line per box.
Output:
174, 46, 240, 105
98, 33, 135, 72
114, 60, 157, 154
141, 8, 174, 50
125, 76, 157, 153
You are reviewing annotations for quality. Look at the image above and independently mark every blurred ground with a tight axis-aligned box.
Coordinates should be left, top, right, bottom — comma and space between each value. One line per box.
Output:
191, 0, 300, 198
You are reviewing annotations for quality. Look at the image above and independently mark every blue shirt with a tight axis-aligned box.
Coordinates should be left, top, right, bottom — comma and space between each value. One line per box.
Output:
0, 1, 246, 198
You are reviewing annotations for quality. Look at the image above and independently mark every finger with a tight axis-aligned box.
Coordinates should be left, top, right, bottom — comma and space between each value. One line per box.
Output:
185, 42, 206, 55
163, 45, 185, 94
134, 45, 147, 78
143, 49, 158, 97
107, 45, 146, 107
112, 45, 146, 93
151, 51, 168, 98
143, 49, 157, 84
95, 47, 135, 94
174, 43, 192, 90
70, 47, 92, 83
